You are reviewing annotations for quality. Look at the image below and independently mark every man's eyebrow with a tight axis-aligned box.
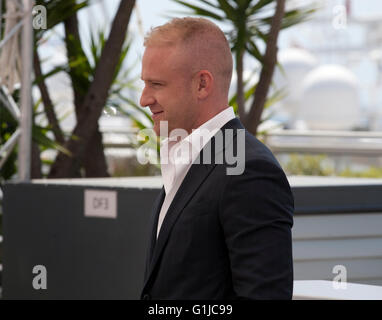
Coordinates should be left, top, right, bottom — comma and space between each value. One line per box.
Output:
141, 78, 166, 83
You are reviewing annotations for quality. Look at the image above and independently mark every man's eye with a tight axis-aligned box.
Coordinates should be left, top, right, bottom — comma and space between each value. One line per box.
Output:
152, 82, 162, 86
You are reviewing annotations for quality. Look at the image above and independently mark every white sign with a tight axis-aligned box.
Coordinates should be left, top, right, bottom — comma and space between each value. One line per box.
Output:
84, 189, 117, 219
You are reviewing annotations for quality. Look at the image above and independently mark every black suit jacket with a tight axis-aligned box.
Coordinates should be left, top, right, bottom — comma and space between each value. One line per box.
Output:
141, 117, 294, 300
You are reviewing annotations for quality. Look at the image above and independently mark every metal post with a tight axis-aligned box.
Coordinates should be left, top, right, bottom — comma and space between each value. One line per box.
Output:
18, 0, 34, 182
0, 85, 21, 121
0, 128, 21, 168
0, 20, 24, 50
0, 0, 2, 39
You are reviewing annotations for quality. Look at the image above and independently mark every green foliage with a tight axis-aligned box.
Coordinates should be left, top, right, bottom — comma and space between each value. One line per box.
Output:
283, 154, 334, 176
34, 0, 90, 39
33, 3, 147, 177
229, 79, 286, 118
281, 153, 382, 178
1, 0, 93, 182
339, 167, 382, 179
0, 91, 71, 181
85, 28, 159, 159
109, 155, 161, 177
32, 124, 71, 156
172, 0, 316, 134
0, 90, 20, 182
84, 28, 159, 163
172, 0, 315, 64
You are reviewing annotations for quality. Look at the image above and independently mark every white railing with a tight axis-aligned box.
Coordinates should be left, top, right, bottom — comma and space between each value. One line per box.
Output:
99, 127, 382, 157
264, 130, 382, 156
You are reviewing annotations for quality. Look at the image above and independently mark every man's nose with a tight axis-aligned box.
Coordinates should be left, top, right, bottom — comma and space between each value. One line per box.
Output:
140, 87, 155, 108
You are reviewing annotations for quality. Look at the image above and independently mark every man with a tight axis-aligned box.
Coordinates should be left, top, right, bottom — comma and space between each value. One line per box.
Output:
139, 17, 294, 300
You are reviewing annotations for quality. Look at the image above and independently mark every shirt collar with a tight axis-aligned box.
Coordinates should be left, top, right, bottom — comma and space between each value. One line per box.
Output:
160, 106, 235, 194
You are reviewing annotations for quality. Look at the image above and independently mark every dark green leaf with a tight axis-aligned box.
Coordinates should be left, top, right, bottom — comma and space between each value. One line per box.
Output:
216, 0, 237, 20
247, 39, 263, 62
248, 0, 274, 16
32, 125, 71, 156
172, 0, 224, 20
117, 95, 153, 125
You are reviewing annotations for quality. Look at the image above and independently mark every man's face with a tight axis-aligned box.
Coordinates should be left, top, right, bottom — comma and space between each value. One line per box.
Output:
140, 45, 198, 137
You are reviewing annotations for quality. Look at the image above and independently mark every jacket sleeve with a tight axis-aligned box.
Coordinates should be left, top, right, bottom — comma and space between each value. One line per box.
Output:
219, 158, 294, 299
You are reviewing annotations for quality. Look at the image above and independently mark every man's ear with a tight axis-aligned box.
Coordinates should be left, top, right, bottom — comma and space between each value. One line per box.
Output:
196, 70, 213, 99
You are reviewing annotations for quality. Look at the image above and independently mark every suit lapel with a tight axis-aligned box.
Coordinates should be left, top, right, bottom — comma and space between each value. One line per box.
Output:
143, 117, 244, 291
143, 187, 165, 282
149, 188, 165, 262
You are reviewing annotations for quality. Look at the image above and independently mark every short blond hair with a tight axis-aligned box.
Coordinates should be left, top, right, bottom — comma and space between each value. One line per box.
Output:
144, 17, 233, 94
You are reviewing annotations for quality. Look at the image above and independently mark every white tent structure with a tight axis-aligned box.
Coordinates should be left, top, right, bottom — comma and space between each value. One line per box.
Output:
299, 64, 361, 130
271, 48, 361, 131
272, 47, 318, 120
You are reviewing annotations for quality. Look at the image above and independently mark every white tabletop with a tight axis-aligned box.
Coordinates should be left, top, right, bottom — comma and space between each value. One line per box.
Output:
293, 280, 382, 300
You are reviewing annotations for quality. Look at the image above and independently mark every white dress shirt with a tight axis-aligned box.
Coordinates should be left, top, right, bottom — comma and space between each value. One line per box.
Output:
156, 106, 236, 238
